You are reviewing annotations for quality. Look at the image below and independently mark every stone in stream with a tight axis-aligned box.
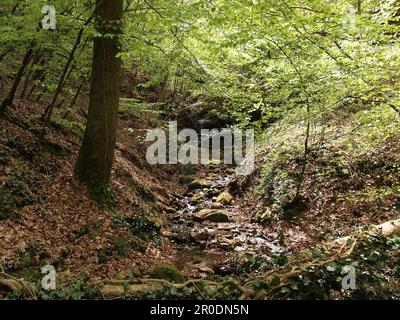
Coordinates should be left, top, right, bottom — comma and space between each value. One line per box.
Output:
196, 263, 214, 274
216, 191, 233, 205
206, 189, 219, 198
193, 209, 230, 222
188, 180, 210, 190
206, 172, 218, 178
198, 241, 207, 250
219, 238, 237, 250
210, 202, 224, 209
171, 233, 189, 244
190, 230, 210, 242
214, 184, 226, 190
191, 191, 204, 202
164, 207, 177, 214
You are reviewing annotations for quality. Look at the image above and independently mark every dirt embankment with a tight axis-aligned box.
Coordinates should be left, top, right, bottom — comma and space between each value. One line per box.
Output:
0, 100, 187, 281
233, 135, 400, 253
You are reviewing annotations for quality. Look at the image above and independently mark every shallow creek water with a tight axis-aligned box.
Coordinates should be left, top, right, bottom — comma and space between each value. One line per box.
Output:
163, 165, 285, 278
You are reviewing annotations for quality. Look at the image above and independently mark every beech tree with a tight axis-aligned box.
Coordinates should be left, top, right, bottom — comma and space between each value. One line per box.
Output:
75, 0, 124, 189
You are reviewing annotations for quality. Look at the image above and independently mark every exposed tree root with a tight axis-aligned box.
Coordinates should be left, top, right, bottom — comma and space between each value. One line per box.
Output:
0, 266, 36, 299
97, 218, 400, 299
1, 219, 399, 299
247, 218, 400, 298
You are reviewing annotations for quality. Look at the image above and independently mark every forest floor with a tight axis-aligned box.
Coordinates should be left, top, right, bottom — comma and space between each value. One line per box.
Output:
0, 99, 399, 298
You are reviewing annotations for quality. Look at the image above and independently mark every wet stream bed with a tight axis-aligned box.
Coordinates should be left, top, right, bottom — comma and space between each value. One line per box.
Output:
162, 165, 285, 278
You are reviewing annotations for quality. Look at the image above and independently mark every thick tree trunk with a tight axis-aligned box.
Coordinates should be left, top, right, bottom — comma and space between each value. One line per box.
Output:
75, 0, 123, 189
0, 47, 34, 114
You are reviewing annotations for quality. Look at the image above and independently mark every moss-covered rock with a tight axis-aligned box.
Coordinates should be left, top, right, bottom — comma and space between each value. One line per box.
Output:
216, 191, 233, 205
194, 209, 230, 222
211, 202, 224, 209
148, 263, 184, 283
146, 216, 163, 231
191, 191, 204, 202
188, 180, 210, 190
256, 209, 274, 224
190, 230, 210, 242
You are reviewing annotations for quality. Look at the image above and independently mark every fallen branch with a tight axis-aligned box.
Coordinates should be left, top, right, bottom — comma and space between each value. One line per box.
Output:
1, 219, 398, 300
0, 267, 36, 299
250, 218, 400, 298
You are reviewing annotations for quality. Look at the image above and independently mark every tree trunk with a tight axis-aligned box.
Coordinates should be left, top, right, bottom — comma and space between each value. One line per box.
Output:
20, 54, 44, 99
0, 48, 11, 63
0, 47, 34, 114
357, 0, 362, 15
68, 80, 85, 109
42, 31, 84, 124
75, 0, 123, 189
26, 71, 46, 101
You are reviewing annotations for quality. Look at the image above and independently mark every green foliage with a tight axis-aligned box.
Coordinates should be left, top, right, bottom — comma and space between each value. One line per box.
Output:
37, 274, 98, 300
1, 0, 399, 127
111, 236, 131, 258
124, 207, 162, 238
148, 263, 185, 283
90, 184, 116, 210
55, 118, 86, 135
267, 234, 400, 300
259, 152, 300, 218
0, 167, 41, 220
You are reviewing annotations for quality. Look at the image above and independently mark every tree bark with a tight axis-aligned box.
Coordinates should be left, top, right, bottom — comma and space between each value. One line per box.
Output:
68, 80, 85, 110
20, 54, 44, 99
0, 48, 11, 63
75, 0, 123, 189
0, 47, 34, 114
357, 0, 362, 15
26, 71, 46, 101
42, 32, 83, 123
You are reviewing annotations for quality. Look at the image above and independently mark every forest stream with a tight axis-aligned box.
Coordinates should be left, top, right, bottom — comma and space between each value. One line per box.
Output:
164, 164, 284, 278
1, 0, 400, 303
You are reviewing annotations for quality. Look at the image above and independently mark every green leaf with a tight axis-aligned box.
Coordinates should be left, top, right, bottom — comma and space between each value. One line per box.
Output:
271, 276, 280, 286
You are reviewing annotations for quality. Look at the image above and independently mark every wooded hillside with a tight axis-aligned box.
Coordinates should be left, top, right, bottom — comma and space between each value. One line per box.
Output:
0, 0, 399, 301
